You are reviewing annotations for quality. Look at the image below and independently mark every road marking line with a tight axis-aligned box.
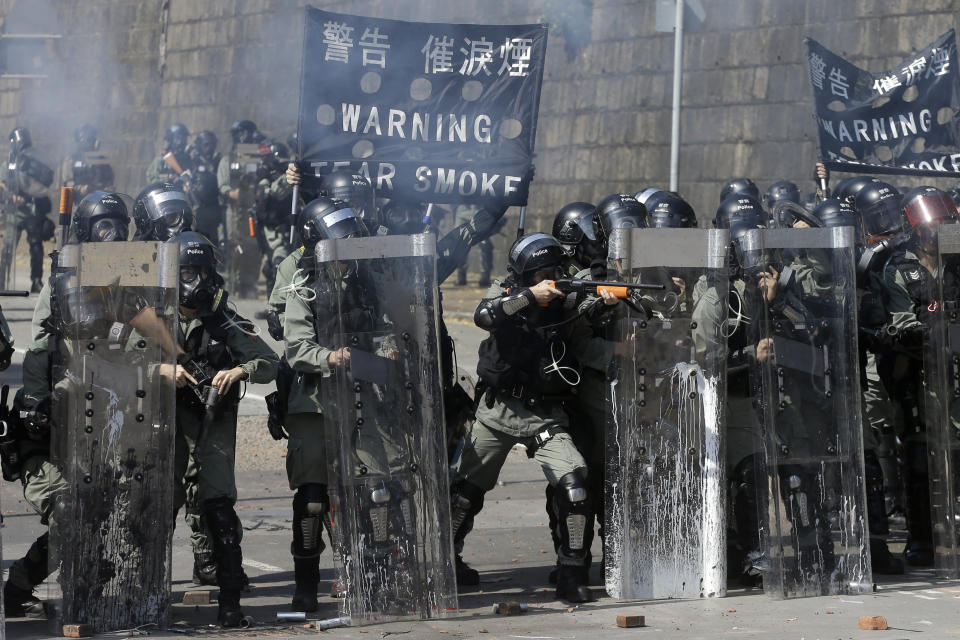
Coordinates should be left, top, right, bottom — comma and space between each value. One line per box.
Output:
243, 558, 283, 572
244, 393, 266, 402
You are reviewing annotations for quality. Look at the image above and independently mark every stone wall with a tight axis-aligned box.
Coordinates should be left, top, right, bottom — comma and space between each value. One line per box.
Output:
1, 0, 959, 272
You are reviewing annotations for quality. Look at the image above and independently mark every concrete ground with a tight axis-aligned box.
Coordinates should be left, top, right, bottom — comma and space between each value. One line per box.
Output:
0, 265, 958, 639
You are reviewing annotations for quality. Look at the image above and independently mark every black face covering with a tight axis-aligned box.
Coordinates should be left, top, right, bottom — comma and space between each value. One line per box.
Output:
180, 268, 226, 313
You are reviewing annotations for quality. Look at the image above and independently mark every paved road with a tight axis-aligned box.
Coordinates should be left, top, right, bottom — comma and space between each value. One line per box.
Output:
1, 271, 959, 638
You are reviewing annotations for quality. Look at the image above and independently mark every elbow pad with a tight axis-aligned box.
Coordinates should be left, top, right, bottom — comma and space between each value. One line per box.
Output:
474, 290, 535, 328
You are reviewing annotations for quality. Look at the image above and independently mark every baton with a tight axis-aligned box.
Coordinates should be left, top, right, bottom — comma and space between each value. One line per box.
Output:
289, 183, 299, 245
516, 205, 527, 240
421, 203, 433, 232
0, 290, 29, 296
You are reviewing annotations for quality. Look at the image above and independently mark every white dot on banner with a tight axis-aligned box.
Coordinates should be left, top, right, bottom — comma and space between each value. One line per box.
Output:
402, 147, 424, 161
911, 137, 926, 153
839, 146, 856, 159
361, 71, 382, 94
937, 107, 953, 125
871, 95, 890, 109
316, 104, 335, 126
875, 145, 893, 162
352, 140, 374, 158
410, 77, 432, 101
500, 119, 523, 139
902, 85, 919, 103
462, 80, 483, 101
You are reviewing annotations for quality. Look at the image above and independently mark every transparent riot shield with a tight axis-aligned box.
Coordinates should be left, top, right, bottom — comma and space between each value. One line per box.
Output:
741, 227, 871, 599
46, 242, 178, 632
925, 222, 960, 577
0, 200, 15, 290
604, 228, 729, 599
315, 234, 456, 623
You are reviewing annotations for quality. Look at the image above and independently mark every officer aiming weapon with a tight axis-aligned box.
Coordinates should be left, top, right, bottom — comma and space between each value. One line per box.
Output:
545, 278, 664, 298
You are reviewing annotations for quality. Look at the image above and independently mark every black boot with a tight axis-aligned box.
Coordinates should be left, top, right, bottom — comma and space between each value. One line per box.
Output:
291, 484, 327, 610
30, 278, 42, 293
5, 531, 49, 618
455, 555, 480, 586
204, 499, 246, 627
3, 582, 45, 618
217, 590, 244, 628
450, 482, 485, 587
555, 564, 593, 603
193, 552, 218, 586
291, 557, 320, 612
871, 539, 905, 575
903, 442, 934, 567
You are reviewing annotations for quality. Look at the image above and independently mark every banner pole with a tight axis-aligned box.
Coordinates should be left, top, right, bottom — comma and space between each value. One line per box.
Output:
669, 0, 684, 192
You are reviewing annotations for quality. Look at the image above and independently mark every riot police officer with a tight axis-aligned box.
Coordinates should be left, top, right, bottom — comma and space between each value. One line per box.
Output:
452, 232, 620, 603
146, 123, 194, 185
131, 182, 194, 241
60, 124, 113, 199
879, 186, 959, 567
4, 191, 131, 616
217, 120, 265, 298
0, 127, 54, 292
187, 130, 224, 243
170, 231, 279, 626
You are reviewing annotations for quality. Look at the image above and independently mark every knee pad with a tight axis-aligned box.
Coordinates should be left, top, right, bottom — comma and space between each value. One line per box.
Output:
203, 497, 242, 547
450, 480, 485, 541
556, 470, 589, 506
293, 484, 328, 558
554, 471, 592, 554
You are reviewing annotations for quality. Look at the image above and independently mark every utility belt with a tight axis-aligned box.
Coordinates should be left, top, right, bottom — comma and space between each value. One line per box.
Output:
483, 383, 570, 411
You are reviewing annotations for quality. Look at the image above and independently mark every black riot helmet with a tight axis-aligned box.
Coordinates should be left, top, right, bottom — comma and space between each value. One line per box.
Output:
763, 180, 800, 213
854, 182, 902, 240
719, 178, 759, 203
634, 187, 664, 207
901, 186, 959, 231
551, 201, 598, 267
194, 130, 218, 159
230, 120, 259, 145
269, 141, 290, 163
70, 191, 129, 244
727, 216, 763, 277
9, 127, 30, 154
298, 197, 366, 247
714, 193, 764, 229
132, 182, 194, 241
812, 198, 858, 230
593, 193, 647, 253
322, 170, 377, 228
832, 176, 879, 204
164, 123, 189, 154
74, 124, 98, 152
174, 231, 226, 313
508, 232, 565, 286
380, 199, 426, 235
647, 194, 697, 228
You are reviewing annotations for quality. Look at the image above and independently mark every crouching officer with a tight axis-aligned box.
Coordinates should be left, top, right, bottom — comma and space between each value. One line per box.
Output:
169, 231, 279, 626
450, 232, 619, 603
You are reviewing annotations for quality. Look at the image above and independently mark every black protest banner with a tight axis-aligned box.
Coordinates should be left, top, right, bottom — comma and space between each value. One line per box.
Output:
806, 30, 960, 178
296, 7, 548, 206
